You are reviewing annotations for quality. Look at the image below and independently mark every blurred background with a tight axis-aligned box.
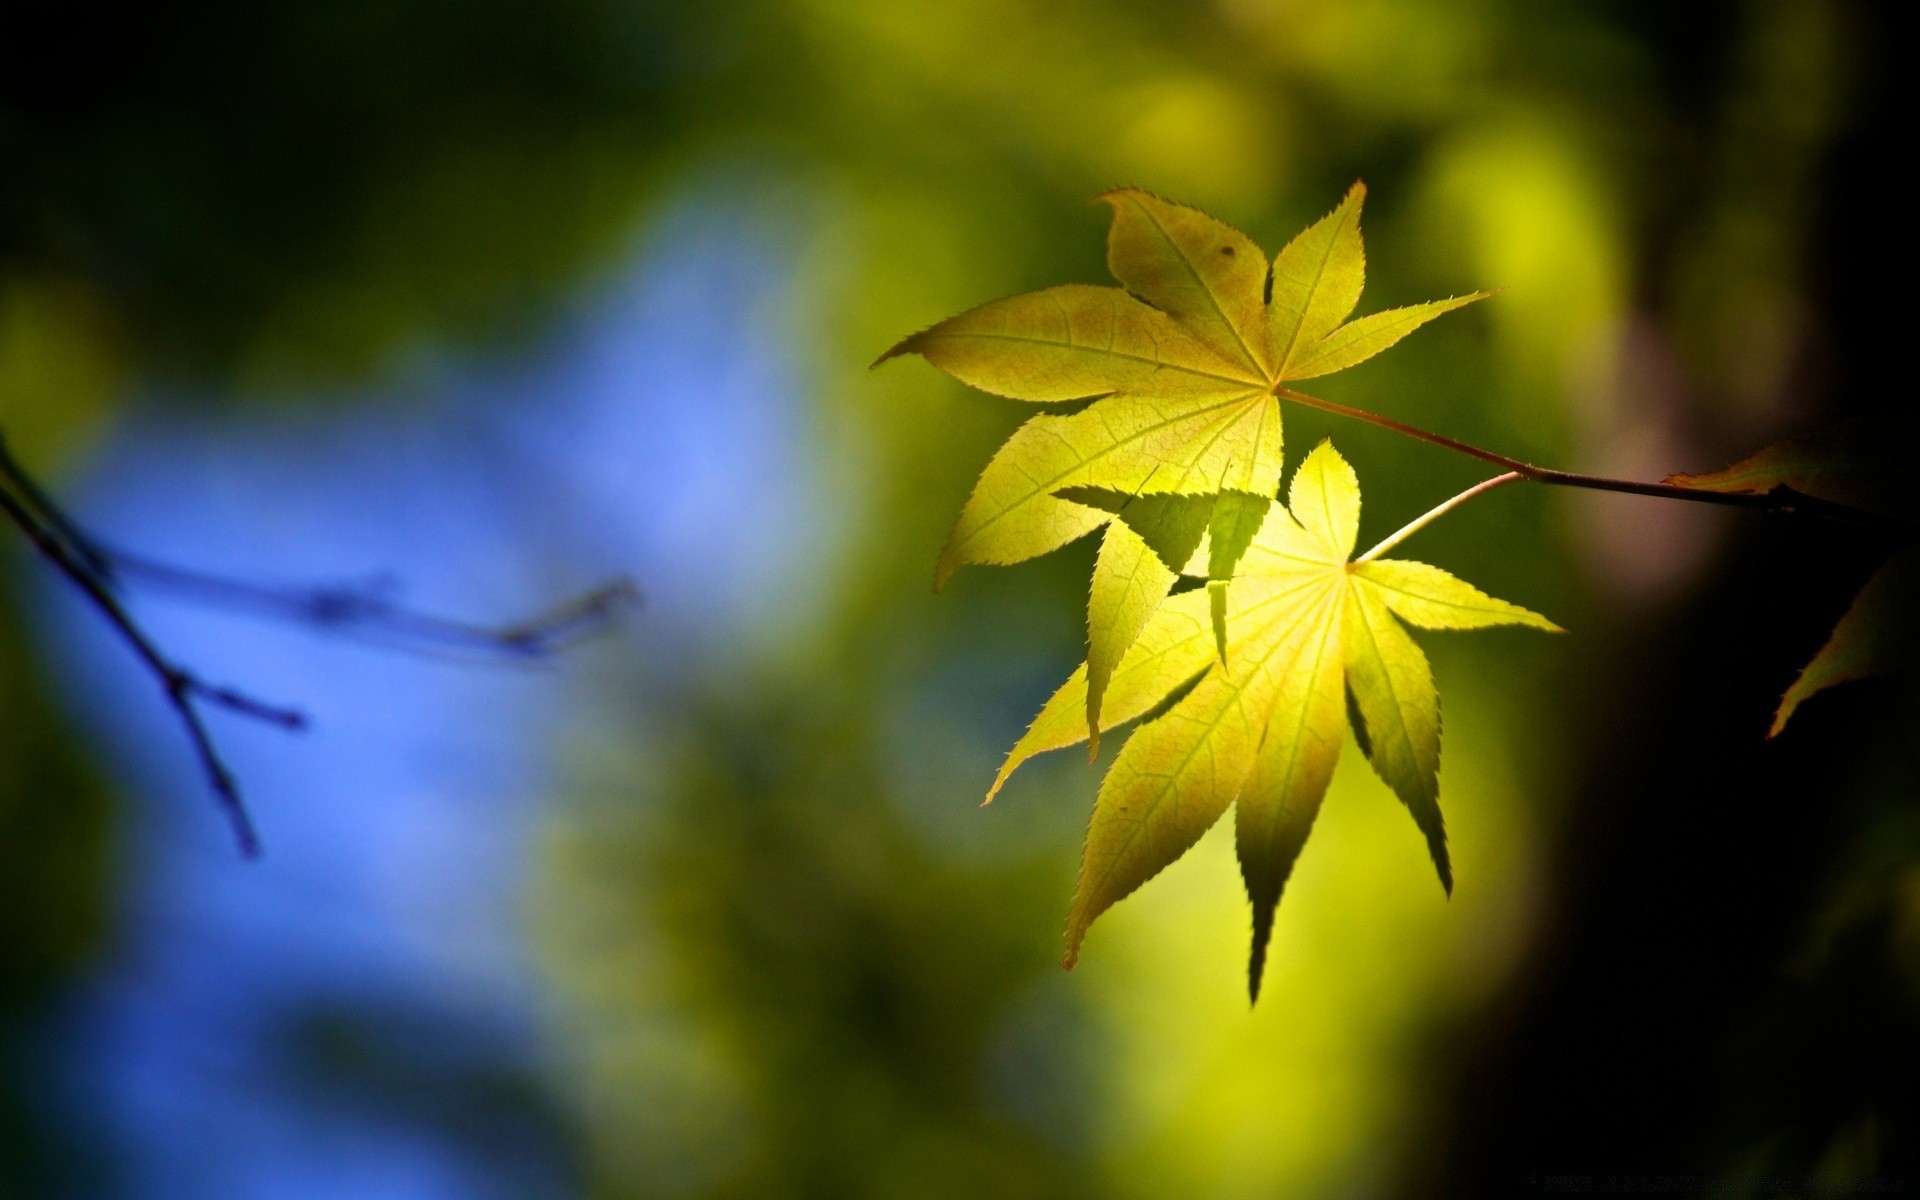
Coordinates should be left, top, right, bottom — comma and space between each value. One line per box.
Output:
2, 0, 1912, 1196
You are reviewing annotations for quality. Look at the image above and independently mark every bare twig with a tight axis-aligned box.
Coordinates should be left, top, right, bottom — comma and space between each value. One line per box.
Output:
0, 432, 637, 856
100, 548, 641, 661
0, 448, 283, 854
0, 437, 117, 580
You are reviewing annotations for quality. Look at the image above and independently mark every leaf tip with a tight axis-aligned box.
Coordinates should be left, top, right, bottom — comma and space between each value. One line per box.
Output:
1209, 580, 1230, 661
870, 333, 922, 369
1063, 898, 1101, 971
1428, 829, 1454, 896
1091, 184, 1182, 210
1530, 612, 1569, 635
983, 743, 1029, 805
1247, 902, 1275, 1005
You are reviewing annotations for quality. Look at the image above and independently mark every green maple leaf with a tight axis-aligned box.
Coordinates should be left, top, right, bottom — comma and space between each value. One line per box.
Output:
877, 186, 1488, 743
986, 442, 1559, 1000
1667, 421, 1917, 735
1052, 484, 1269, 753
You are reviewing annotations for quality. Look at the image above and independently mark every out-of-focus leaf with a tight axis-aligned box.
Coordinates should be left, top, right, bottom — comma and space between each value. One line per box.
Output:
1769, 549, 1918, 736
1664, 420, 1911, 521
1668, 421, 1915, 734
994, 442, 1557, 998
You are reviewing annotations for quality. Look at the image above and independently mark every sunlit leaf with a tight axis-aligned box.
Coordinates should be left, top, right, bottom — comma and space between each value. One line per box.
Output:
935, 389, 1272, 587
1355, 560, 1564, 632
883, 183, 1486, 627
1206, 490, 1271, 656
994, 442, 1557, 998
881, 190, 1513, 998
1343, 580, 1448, 892
1284, 294, 1492, 381
1098, 189, 1274, 376
1231, 575, 1346, 1002
1067, 570, 1333, 972
876, 283, 1260, 403
1268, 183, 1367, 374
1056, 488, 1212, 575
1084, 519, 1179, 755
984, 589, 1218, 804
1061, 484, 1271, 689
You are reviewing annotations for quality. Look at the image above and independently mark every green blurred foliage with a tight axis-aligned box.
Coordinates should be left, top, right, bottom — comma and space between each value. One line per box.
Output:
3, 0, 1912, 1195
538, 690, 1102, 1199
0, 595, 113, 1191
0, 0, 725, 393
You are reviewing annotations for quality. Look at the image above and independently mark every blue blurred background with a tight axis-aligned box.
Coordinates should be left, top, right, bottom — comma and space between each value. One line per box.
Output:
2, 1, 1912, 1196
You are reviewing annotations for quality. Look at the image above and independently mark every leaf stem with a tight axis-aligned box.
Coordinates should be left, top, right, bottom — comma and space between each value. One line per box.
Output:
1354, 472, 1522, 565
1272, 387, 1906, 532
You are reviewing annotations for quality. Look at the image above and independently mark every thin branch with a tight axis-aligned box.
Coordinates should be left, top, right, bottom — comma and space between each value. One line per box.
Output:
1355, 472, 1521, 565
0, 471, 278, 855
1272, 387, 1911, 534
0, 436, 116, 581
102, 548, 642, 661
1, 431, 638, 856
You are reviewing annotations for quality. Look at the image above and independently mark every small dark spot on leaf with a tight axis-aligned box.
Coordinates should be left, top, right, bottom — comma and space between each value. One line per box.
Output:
1220, 246, 1235, 257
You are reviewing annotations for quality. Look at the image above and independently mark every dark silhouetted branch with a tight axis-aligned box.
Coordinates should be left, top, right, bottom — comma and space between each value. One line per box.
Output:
0, 437, 291, 854
0, 431, 637, 856
101, 549, 642, 662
